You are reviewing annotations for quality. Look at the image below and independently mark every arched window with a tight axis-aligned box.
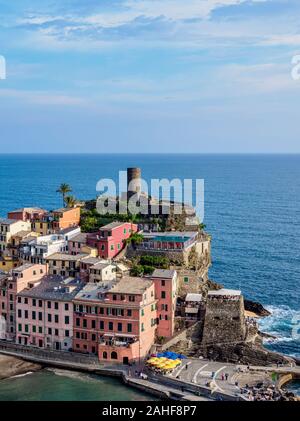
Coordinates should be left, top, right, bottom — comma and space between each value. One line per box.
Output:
111, 351, 118, 360
103, 351, 107, 359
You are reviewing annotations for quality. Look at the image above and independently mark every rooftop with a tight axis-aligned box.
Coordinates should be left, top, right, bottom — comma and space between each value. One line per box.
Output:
0, 217, 18, 225
109, 276, 153, 295
74, 282, 114, 302
19, 276, 84, 301
9, 207, 46, 214
186, 293, 202, 302
208, 289, 241, 297
80, 256, 107, 265
59, 226, 80, 235
46, 253, 88, 262
100, 221, 127, 230
151, 269, 177, 279
12, 263, 36, 273
90, 261, 111, 270
69, 232, 88, 243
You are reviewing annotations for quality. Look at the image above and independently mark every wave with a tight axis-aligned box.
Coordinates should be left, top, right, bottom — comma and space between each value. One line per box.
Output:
10, 371, 34, 379
46, 368, 104, 384
259, 305, 300, 357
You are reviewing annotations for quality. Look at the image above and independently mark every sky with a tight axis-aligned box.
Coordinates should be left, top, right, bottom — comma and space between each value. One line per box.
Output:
0, 0, 300, 153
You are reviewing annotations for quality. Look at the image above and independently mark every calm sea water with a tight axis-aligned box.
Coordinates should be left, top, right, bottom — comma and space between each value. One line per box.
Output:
0, 153, 299, 398
0, 369, 155, 401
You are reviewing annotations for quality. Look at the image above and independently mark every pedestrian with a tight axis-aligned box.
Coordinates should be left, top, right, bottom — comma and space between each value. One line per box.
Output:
185, 364, 188, 370
211, 371, 215, 379
221, 373, 224, 381
225, 373, 229, 381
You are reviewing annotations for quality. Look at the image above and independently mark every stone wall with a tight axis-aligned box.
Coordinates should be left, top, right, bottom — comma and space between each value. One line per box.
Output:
202, 295, 246, 345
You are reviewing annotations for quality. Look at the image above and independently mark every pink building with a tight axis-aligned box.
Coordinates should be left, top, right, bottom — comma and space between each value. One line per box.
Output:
73, 276, 157, 363
151, 269, 177, 339
87, 222, 137, 259
7, 207, 47, 222
1, 263, 47, 340
16, 276, 83, 350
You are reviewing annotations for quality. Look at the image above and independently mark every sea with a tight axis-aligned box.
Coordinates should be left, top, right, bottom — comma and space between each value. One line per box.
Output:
0, 153, 299, 400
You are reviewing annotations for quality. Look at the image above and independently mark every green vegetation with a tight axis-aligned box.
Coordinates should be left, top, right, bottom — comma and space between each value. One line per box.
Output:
125, 232, 144, 247
139, 255, 170, 269
130, 254, 170, 277
65, 195, 76, 208
56, 183, 72, 207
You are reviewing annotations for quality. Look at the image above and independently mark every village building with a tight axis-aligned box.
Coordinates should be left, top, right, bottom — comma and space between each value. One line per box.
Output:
46, 253, 89, 278
68, 232, 88, 255
87, 222, 137, 259
16, 276, 83, 350
72, 276, 157, 363
0, 218, 31, 253
19, 234, 68, 264
151, 269, 177, 339
7, 207, 47, 223
0, 263, 46, 340
31, 207, 80, 235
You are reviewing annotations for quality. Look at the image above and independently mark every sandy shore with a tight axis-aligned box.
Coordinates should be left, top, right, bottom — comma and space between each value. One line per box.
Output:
0, 354, 42, 380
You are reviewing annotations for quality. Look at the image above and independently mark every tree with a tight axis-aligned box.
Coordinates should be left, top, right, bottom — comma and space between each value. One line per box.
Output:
65, 195, 76, 208
56, 183, 72, 207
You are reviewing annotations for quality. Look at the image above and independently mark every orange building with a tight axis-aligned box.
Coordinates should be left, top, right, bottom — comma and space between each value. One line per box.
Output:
52, 208, 81, 231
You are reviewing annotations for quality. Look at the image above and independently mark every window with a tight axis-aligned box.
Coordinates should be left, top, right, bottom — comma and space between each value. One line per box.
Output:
25, 324, 29, 333
48, 328, 52, 335
161, 291, 166, 299
47, 301, 51, 309
91, 334, 96, 341
111, 351, 118, 360
83, 319, 87, 328
38, 327, 42, 334
141, 323, 145, 332
32, 325, 36, 333
91, 320, 96, 329
65, 303, 69, 311
184, 276, 189, 283
54, 314, 59, 324
17, 296, 21, 304
141, 309, 144, 316
38, 300, 42, 307
24, 298, 28, 304
65, 330, 69, 337
108, 322, 113, 331
32, 311, 36, 320
103, 351, 107, 359
127, 309, 132, 317
123, 228, 127, 234
18, 309, 22, 318
113, 294, 117, 301
127, 323, 132, 333
76, 318, 80, 327
117, 323, 122, 332
32, 299, 36, 307
100, 321, 104, 330
65, 316, 70, 325
38, 312, 42, 321
18, 323, 22, 332
129, 295, 135, 302
54, 302, 59, 310
110, 245, 114, 250
48, 314, 52, 322
161, 280, 165, 286
55, 329, 59, 336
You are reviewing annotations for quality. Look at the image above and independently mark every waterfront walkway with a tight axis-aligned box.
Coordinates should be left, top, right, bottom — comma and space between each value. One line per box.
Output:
0, 341, 298, 401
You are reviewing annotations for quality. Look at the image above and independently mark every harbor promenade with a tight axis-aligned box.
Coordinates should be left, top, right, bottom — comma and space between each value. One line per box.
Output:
0, 340, 298, 401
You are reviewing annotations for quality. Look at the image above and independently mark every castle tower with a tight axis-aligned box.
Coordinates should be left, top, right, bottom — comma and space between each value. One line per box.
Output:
127, 167, 142, 202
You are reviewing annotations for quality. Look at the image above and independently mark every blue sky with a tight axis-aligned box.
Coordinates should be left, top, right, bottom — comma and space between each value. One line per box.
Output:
0, 0, 300, 153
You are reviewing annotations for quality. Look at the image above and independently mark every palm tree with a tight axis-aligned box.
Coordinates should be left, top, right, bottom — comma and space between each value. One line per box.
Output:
56, 183, 72, 207
65, 195, 76, 208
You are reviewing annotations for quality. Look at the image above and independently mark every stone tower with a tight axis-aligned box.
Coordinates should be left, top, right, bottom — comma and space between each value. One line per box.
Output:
127, 167, 142, 202
202, 289, 246, 345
